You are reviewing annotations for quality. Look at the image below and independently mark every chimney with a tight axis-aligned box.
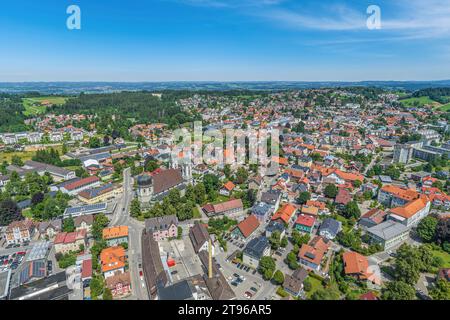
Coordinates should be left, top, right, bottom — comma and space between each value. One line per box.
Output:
208, 238, 213, 279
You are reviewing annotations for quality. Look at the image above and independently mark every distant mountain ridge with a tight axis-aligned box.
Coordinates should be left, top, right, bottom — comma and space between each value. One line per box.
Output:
1, 80, 450, 94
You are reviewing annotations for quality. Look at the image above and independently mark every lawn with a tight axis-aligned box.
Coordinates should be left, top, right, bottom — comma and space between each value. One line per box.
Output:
193, 207, 202, 219
305, 276, 325, 299
0, 151, 35, 163
439, 103, 450, 112
399, 96, 439, 108
22, 96, 68, 116
431, 248, 450, 268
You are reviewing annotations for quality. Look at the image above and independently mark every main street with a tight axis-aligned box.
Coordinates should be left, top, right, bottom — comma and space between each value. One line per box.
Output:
109, 168, 148, 300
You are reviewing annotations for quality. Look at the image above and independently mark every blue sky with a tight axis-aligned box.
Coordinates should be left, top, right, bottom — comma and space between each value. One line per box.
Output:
0, 0, 449, 81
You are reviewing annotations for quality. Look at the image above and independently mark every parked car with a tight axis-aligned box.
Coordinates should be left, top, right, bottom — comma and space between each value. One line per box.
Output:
250, 287, 258, 293
233, 273, 240, 278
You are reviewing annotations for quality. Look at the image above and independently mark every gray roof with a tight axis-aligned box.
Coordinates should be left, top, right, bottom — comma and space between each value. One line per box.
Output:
283, 268, 308, 294
145, 215, 178, 233
319, 218, 342, 237
157, 279, 194, 300
243, 236, 269, 259
251, 202, 273, 217
367, 220, 409, 241
261, 191, 281, 205
38, 219, 62, 234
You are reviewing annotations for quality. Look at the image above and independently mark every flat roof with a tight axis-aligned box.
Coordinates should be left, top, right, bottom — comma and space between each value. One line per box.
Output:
9, 271, 68, 300
26, 241, 51, 262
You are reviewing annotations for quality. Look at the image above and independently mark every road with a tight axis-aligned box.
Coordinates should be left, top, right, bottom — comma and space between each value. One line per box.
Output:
108, 167, 148, 300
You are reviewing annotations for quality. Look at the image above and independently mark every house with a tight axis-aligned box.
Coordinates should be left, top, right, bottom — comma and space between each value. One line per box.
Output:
300, 205, 319, 218
102, 226, 129, 247
318, 218, 342, 240
74, 214, 94, 232
265, 220, 286, 239
242, 236, 270, 269
202, 199, 243, 217
189, 222, 214, 255
298, 236, 330, 271
54, 230, 87, 254
342, 251, 371, 281
145, 215, 178, 241
359, 291, 379, 300
49, 131, 64, 142
437, 268, 450, 282
359, 208, 387, 228
388, 196, 431, 227
70, 130, 84, 141
335, 188, 352, 208
5, 220, 35, 245
105, 271, 132, 298
38, 219, 62, 239
283, 268, 308, 297
220, 181, 236, 196
81, 259, 93, 282
100, 246, 127, 279
251, 202, 274, 223
260, 190, 281, 211
295, 214, 316, 233
367, 220, 409, 250
306, 200, 329, 215
230, 215, 260, 239
271, 203, 297, 225
27, 132, 42, 144
248, 176, 263, 190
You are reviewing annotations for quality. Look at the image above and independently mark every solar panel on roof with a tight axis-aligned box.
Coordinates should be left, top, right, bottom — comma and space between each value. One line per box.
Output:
305, 252, 316, 260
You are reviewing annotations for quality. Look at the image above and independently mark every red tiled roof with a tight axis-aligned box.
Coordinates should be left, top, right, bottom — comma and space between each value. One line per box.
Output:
235, 215, 260, 238
295, 214, 316, 227
64, 176, 100, 191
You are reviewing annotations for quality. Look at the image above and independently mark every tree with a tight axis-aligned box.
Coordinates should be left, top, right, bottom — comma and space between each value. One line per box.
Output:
258, 256, 276, 280
382, 281, 416, 300
235, 167, 249, 184
269, 231, 281, 250
297, 191, 311, 205
90, 275, 104, 299
353, 180, 362, 188
303, 278, 312, 292
430, 279, 450, 300
92, 213, 109, 240
416, 216, 438, 243
63, 217, 75, 232
324, 184, 338, 199
223, 164, 231, 179
194, 183, 207, 205
436, 219, 450, 245
272, 270, 285, 285
11, 155, 23, 167
281, 236, 288, 248
103, 288, 113, 300
130, 198, 141, 218
0, 199, 22, 226
291, 229, 310, 246
342, 201, 361, 219
88, 136, 101, 148
31, 192, 45, 206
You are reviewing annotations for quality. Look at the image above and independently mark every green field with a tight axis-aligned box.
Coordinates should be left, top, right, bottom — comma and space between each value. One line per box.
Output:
431, 249, 450, 268
22, 96, 68, 116
399, 96, 439, 108
439, 103, 450, 112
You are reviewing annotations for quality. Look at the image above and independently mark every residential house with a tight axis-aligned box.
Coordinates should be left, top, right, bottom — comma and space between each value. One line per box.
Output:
102, 226, 129, 247
283, 268, 308, 297
300, 205, 319, 218
251, 202, 274, 223
74, 214, 94, 233
38, 219, 62, 240
335, 188, 352, 208
265, 221, 286, 239
242, 236, 270, 269
54, 230, 87, 254
248, 176, 263, 190
271, 203, 297, 225
295, 214, 316, 233
105, 271, 132, 298
298, 236, 330, 271
220, 181, 236, 196
145, 215, 178, 241
230, 215, 260, 240
260, 190, 281, 211
318, 218, 342, 240
343, 251, 372, 282
100, 246, 127, 279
